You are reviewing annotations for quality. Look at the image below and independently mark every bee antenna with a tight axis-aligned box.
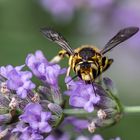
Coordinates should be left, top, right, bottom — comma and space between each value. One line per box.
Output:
91, 82, 97, 95
88, 75, 97, 96
65, 75, 78, 84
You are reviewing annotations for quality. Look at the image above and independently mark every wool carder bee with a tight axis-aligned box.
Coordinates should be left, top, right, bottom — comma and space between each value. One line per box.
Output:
40, 27, 139, 84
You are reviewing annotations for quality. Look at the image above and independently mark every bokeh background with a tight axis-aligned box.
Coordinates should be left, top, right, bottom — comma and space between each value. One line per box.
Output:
0, 0, 140, 139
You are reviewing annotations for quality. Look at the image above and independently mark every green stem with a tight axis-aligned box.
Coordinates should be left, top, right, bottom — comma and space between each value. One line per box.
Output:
63, 106, 140, 116
124, 106, 140, 114
63, 108, 92, 115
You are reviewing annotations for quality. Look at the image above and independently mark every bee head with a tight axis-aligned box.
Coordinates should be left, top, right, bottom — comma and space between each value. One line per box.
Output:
79, 47, 95, 60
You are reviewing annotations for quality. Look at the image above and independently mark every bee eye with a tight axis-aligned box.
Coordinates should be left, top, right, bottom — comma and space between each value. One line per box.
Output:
79, 48, 95, 60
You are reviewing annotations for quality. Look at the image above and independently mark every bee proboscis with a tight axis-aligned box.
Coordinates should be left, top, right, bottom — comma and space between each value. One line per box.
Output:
40, 27, 139, 85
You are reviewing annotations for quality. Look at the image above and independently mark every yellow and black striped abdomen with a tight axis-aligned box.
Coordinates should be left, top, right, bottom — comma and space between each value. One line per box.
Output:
97, 56, 114, 77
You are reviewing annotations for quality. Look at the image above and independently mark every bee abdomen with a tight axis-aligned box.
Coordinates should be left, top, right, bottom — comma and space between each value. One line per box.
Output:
103, 58, 114, 72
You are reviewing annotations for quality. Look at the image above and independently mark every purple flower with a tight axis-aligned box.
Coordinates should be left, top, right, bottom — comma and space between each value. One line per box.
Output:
64, 116, 89, 131
87, 0, 114, 9
19, 103, 52, 133
26, 50, 66, 87
76, 135, 103, 140
12, 122, 28, 134
76, 135, 120, 140
39, 0, 114, 21
19, 130, 43, 140
110, 5, 140, 49
45, 131, 70, 140
92, 135, 104, 140
13, 124, 44, 140
0, 65, 35, 99
40, 0, 76, 21
65, 77, 100, 112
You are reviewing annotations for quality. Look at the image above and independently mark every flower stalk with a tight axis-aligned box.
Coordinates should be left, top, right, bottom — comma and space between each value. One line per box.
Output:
124, 106, 140, 114
63, 108, 92, 115
63, 106, 140, 115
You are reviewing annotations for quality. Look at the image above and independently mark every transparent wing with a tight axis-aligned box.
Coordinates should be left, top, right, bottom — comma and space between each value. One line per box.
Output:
100, 27, 139, 55
40, 27, 74, 55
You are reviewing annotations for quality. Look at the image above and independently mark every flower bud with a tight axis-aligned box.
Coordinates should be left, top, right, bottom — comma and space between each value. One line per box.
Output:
103, 77, 117, 96
48, 103, 63, 117
0, 114, 12, 124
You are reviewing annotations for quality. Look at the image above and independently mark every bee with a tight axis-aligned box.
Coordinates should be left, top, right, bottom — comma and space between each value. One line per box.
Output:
40, 27, 139, 85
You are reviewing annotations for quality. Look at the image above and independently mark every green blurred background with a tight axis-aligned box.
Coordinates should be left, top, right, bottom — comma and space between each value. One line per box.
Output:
0, 0, 140, 139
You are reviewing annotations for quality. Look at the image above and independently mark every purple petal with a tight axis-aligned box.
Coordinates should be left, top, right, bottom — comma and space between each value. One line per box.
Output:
35, 50, 48, 63
41, 112, 51, 122
0, 65, 13, 78
38, 122, 52, 133
17, 88, 27, 99
15, 65, 25, 71
21, 71, 33, 81
69, 95, 86, 107
38, 63, 46, 74
23, 81, 35, 89
92, 134, 104, 140
24, 103, 42, 115
59, 68, 67, 74
84, 101, 94, 112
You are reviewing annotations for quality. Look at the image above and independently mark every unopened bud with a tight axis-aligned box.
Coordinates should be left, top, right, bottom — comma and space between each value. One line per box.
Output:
97, 109, 107, 119
31, 93, 40, 102
103, 77, 117, 96
0, 128, 8, 139
48, 103, 63, 117
88, 121, 96, 133
0, 113, 12, 124
9, 97, 18, 109
0, 82, 10, 94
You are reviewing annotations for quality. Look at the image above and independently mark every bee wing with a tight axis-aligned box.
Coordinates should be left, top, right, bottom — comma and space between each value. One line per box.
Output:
100, 27, 139, 55
40, 27, 74, 55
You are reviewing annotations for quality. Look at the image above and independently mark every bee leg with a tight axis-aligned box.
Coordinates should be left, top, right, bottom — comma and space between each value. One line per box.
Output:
50, 50, 68, 64
66, 66, 71, 89
66, 66, 71, 77
96, 75, 102, 85
50, 55, 62, 63
92, 82, 97, 96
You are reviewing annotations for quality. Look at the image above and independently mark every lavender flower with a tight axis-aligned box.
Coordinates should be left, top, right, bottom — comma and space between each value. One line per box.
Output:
39, 0, 114, 21
64, 116, 89, 131
40, 0, 76, 21
110, 4, 140, 49
76, 135, 103, 140
19, 103, 52, 133
65, 77, 100, 112
26, 50, 66, 88
91, 135, 104, 140
0, 65, 35, 98
45, 130, 70, 140
10, 103, 53, 139
76, 135, 120, 140
87, 0, 114, 9
13, 123, 44, 140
